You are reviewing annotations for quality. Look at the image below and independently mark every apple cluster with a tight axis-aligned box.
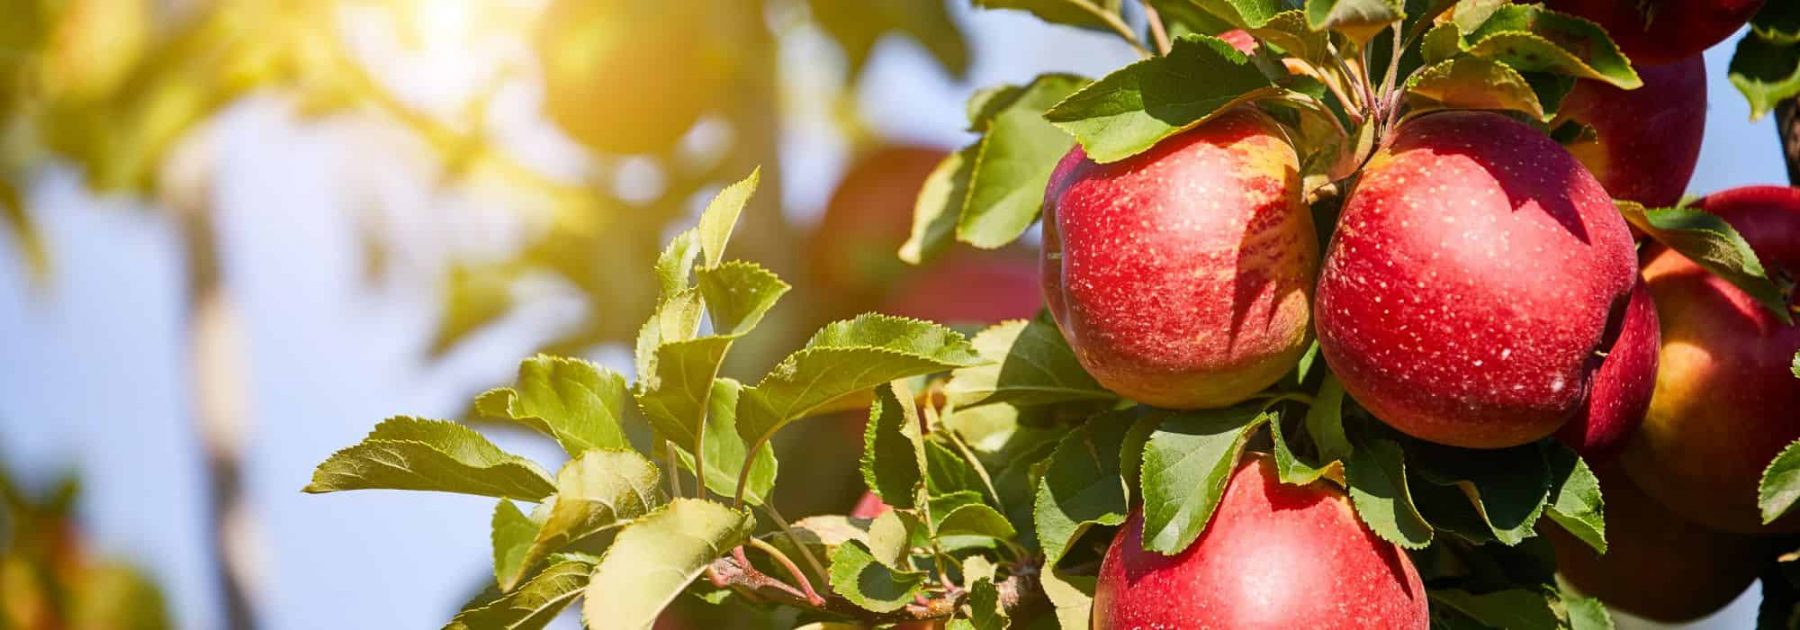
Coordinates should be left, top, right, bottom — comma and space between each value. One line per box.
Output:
1024, 3, 1798, 627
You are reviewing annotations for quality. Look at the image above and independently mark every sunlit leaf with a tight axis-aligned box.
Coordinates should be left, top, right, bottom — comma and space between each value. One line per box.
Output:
448, 557, 594, 630
696, 168, 760, 268
581, 499, 754, 629
304, 417, 555, 500
1137, 406, 1266, 554
475, 355, 630, 457
946, 319, 1114, 408
507, 450, 663, 590
828, 540, 926, 613
1619, 200, 1795, 324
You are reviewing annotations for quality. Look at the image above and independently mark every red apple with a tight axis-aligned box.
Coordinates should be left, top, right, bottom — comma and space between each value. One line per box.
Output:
1042, 108, 1315, 409
1094, 454, 1429, 629
1623, 185, 1800, 533
1557, 55, 1707, 209
849, 492, 891, 519
1555, 277, 1660, 460
1546, 461, 1764, 623
1543, 0, 1764, 67
807, 145, 950, 313
880, 253, 1041, 326
1316, 111, 1639, 449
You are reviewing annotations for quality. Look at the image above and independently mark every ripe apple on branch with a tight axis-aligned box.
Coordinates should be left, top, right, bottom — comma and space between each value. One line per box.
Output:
301, 0, 1800, 627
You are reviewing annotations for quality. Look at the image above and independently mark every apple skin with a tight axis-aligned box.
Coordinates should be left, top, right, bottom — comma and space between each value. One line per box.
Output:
1545, 461, 1764, 623
881, 252, 1041, 325
1543, 0, 1764, 67
1094, 455, 1429, 630
1554, 277, 1660, 460
1315, 111, 1639, 449
849, 492, 891, 519
533, 0, 749, 154
1622, 185, 1800, 533
807, 146, 950, 312
1558, 55, 1707, 209
1042, 108, 1315, 409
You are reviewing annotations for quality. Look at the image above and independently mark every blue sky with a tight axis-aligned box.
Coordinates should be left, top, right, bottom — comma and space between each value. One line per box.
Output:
0, 5, 1782, 629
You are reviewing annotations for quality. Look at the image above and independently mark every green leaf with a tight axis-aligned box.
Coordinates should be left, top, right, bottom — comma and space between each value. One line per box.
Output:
1040, 570, 1096, 629
1305, 0, 1403, 43
946, 319, 1114, 409
1450, 5, 1641, 89
1146, 0, 1239, 38
491, 500, 540, 590
930, 493, 1017, 539
1761, 439, 1800, 524
1408, 442, 1550, 546
653, 230, 702, 300
635, 336, 732, 448
1792, 350, 1799, 379
962, 574, 1007, 630
899, 145, 977, 265
865, 509, 917, 569
1430, 589, 1561, 630
694, 261, 789, 337
1543, 442, 1606, 553
475, 355, 630, 457
1045, 34, 1278, 163
1404, 56, 1545, 120
696, 168, 760, 268
669, 379, 778, 504
957, 74, 1088, 249
1562, 594, 1614, 630
304, 417, 555, 500
808, 0, 969, 81
1137, 406, 1267, 554
1187, 0, 1286, 28
1344, 435, 1432, 549
431, 263, 514, 356
861, 382, 928, 509
1729, 35, 1800, 120
1033, 412, 1134, 567
581, 499, 754, 629
1250, 11, 1329, 62
634, 288, 705, 381
447, 556, 595, 630
507, 449, 664, 590
925, 441, 986, 497
1752, 0, 1800, 45
828, 540, 926, 613
969, 0, 1124, 31
1619, 200, 1796, 325
1304, 375, 1352, 463
1268, 411, 1329, 486
736, 314, 984, 447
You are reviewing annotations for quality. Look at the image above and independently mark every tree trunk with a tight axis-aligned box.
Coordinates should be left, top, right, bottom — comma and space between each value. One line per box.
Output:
1778, 97, 1800, 186
177, 187, 260, 630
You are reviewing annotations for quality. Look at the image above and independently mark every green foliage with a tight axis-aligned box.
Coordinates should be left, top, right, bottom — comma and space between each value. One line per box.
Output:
807, 0, 969, 80
1405, 56, 1546, 120
582, 499, 756, 629
971, 0, 1127, 31
1305, 0, 1403, 43
1033, 412, 1135, 567
1136, 406, 1267, 554
945, 318, 1115, 408
1045, 34, 1278, 163
903, 74, 1089, 260
449, 556, 596, 630
1731, 1, 1800, 118
1542, 443, 1605, 554
1761, 439, 1800, 525
476, 355, 631, 457
1618, 200, 1796, 325
862, 382, 929, 509
304, 417, 556, 500
828, 540, 926, 612
507, 450, 664, 590
1345, 433, 1433, 549
735, 314, 984, 448
1421, 3, 1639, 89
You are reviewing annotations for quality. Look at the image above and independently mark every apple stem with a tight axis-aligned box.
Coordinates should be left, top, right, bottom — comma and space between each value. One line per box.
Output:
746, 537, 827, 607
1144, 4, 1173, 56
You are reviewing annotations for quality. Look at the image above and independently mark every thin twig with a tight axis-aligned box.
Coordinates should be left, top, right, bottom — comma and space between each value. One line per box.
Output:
941, 428, 1005, 513
1144, 3, 1173, 55
1078, 3, 1153, 58
665, 442, 684, 498
746, 538, 826, 607
761, 503, 829, 585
